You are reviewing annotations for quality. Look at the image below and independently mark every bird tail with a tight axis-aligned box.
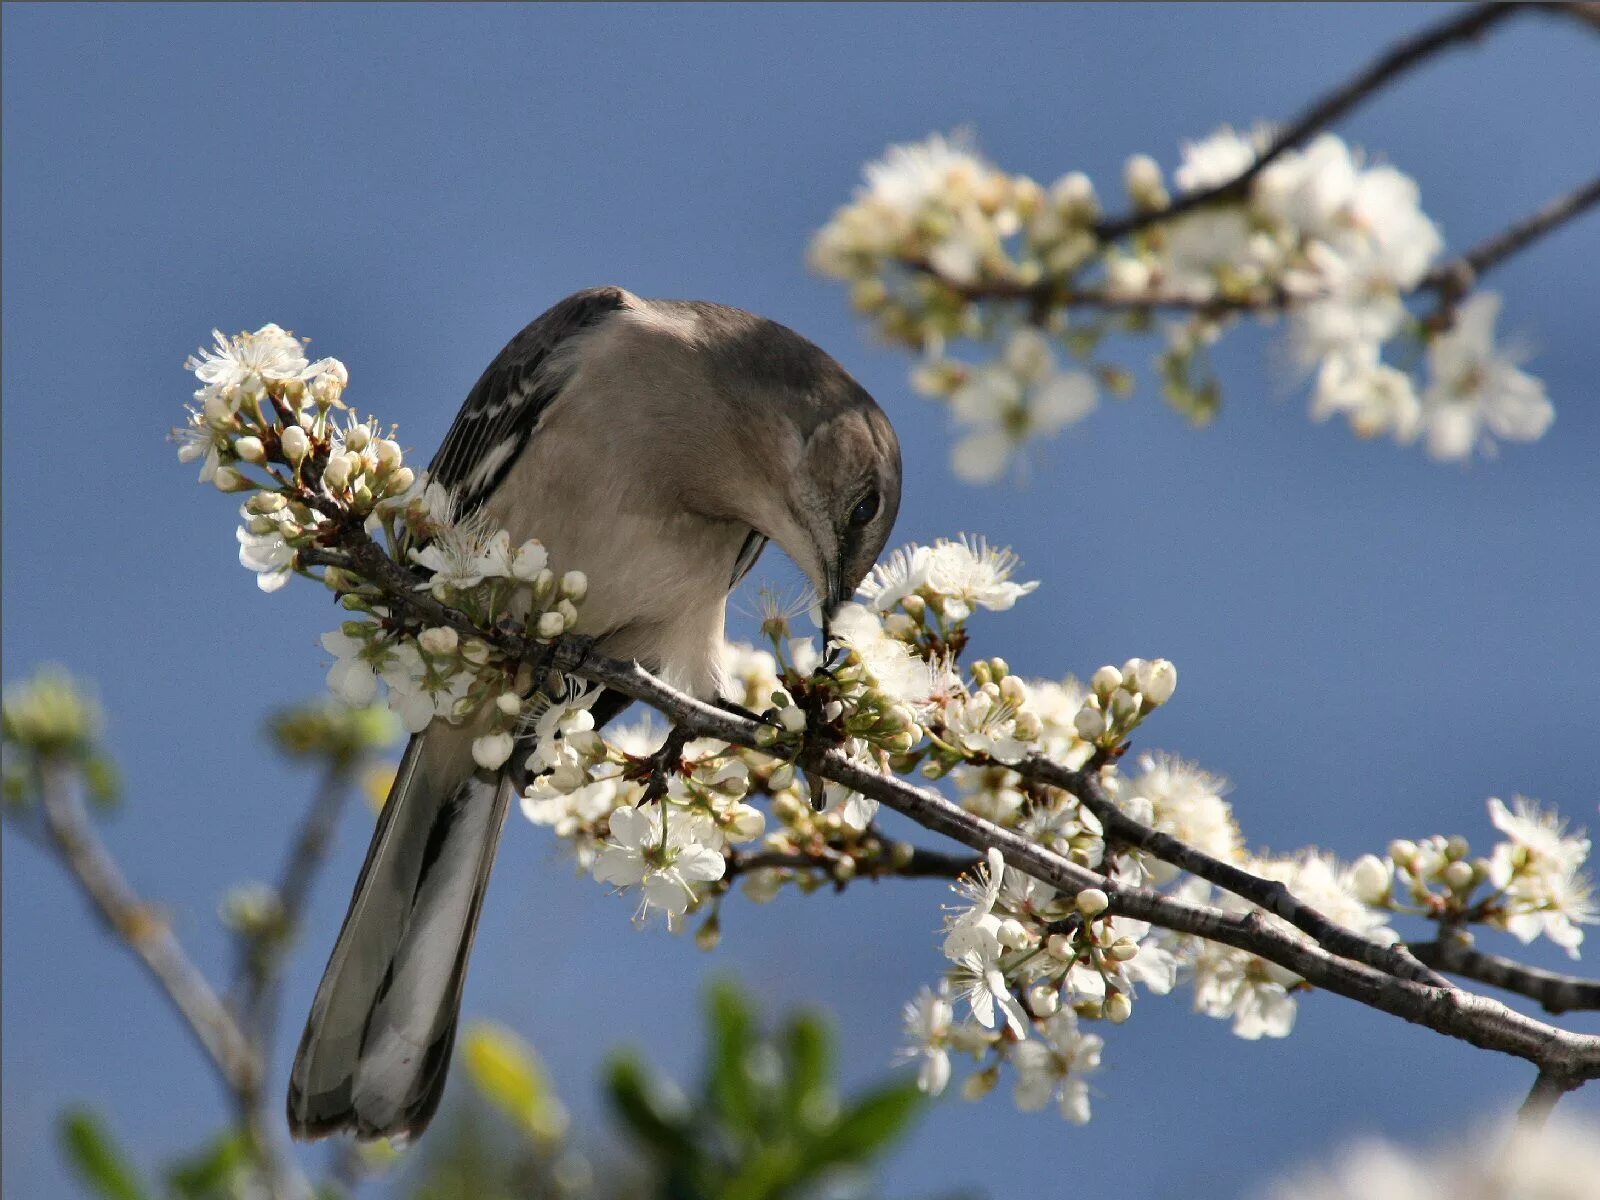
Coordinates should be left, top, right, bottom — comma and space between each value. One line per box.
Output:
287, 726, 510, 1142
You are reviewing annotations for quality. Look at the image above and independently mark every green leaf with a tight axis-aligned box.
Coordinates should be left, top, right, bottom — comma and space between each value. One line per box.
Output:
164, 1130, 251, 1200
779, 1011, 837, 1133
57, 1108, 152, 1200
604, 1052, 697, 1161
803, 1080, 925, 1168
705, 979, 761, 1134
461, 1022, 569, 1145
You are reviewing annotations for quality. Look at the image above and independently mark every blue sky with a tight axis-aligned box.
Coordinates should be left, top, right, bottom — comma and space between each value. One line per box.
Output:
4, 4, 1598, 1197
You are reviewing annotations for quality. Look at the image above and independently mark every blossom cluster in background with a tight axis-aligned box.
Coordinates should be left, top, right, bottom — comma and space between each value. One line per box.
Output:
176, 327, 1592, 1127
1268, 1116, 1600, 1200
811, 130, 1554, 479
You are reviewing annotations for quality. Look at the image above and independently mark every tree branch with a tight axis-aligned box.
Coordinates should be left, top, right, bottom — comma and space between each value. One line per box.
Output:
1517, 1066, 1584, 1130
35, 761, 262, 1095
1420, 173, 1600, 322
1093, 3, 1536, 242
33, 760, 319, 1199
1409, 933, 1600, 1015
318, 520, 1600, 1086
1016, 755, 1452, 989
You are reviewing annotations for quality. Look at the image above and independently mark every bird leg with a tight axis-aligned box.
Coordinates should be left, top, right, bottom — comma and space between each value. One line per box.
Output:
632, 724, 694, 805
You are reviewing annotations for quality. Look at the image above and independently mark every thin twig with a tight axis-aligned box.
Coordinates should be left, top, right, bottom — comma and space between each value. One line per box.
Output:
237, 760, 361, 1048
1409, 933, 1600, 1015
35, 761, 261, 1094
1093, 3, 1525, 242
1517, 1066, 1582, 1130
1420, 173, 1600, 325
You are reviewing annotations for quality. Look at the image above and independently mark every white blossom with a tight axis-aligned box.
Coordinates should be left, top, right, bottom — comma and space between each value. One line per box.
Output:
592, 804, 726, 922
1487, 795, 1595, 957
897, 985, 955, 1096
1008, 1009, 1102, 1122
320, 629, 380, 705
185, 324, 310, 396
410, 514, 515, 598
925, 535, 1039, 616
1420, 292, 1554, 461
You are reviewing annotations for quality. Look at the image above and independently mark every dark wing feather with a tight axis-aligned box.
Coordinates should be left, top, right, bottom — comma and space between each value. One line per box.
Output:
729, 530, 769, 591
429, 286, 631, 516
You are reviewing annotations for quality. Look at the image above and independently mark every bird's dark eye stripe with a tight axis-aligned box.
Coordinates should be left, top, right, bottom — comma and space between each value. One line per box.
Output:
849, 490, 880, 527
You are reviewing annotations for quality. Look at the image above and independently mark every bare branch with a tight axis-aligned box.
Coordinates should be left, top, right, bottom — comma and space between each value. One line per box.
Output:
1409, 933, 1600, 1015
35, 761, 262, 1094
1517, 1066, 1584, 1130
1420, 174, 1600, 323
1094, 3, 1531, 242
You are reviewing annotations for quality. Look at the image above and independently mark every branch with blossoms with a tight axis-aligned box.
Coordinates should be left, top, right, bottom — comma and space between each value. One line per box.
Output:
172, 324, 1600, 1130
810, 2, 1598, 479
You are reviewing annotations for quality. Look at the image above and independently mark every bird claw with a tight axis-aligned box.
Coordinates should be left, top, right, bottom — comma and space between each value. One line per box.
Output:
634, 724, 693, 805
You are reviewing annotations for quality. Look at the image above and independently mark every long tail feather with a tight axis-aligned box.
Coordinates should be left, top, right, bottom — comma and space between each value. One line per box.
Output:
287, 728, 509, 1141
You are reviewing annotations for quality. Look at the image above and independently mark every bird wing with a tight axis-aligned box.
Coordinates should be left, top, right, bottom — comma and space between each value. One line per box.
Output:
428, 285, 632, 517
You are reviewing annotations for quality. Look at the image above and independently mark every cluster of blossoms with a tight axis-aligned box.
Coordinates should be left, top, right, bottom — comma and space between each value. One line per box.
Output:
1268, 1116, 1600, 1200
812, 130, 1553, 474
1352, 795, 1597, 959
174, 325, 588, 768
179, 326, 1592, 1127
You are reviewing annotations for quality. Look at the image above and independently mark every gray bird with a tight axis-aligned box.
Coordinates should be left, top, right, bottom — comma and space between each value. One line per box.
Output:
288, 287, 902, 1141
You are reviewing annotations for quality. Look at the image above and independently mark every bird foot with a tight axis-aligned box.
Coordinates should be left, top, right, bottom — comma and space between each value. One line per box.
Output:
632, 724, 693, 805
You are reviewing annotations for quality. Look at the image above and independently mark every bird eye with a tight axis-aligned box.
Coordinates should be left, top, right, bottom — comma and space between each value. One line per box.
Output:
848, 490, 880, 528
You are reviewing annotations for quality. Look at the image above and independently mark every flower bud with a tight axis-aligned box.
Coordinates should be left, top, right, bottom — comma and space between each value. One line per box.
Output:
556, 599, 579, 629
1445, 835, 1470, 861
248, 492, 287, 514
560, 570, 588, 602
695, 914, 721, 951
280, 425, 310, 465
755, 724, 780, 747
961, 1065, 1000, 1101
472, 732, 514, 771
778, 706, 807, 733
1108, 688, 1141, 724
1073, 704, 1107, 741
512, 540, 548, 581
1443, 860, 1475, 891
322, 453, 353, 490
725, 803, 766, 843
997, 918, 1031, 949
1028, 982, 1061, 1017
1138, 659, 1178, 706
212, 466, 249, 492
1091, 665, 1123, 696
1012, 711, 1043, 743
900, 594, 926, 620
374, 439, 403, 470
234, 436, 265, 464
767, 762, 796, 791
345, 424, 371, 452
1076, 887, 1110, 917
1123, 154, 1166, 207
418, 626, 459, 656
386, 466, 416, 494
1104, 992, 1133, 1024
882, 612, 917, 639
1046, 933, 1075, 960
1107, 938, 1139, 963
1388, 839, 1418, 864
536, 611, 565, 639
999, 675, 1029, 708
460, 638, 490, 665
1349, 854, 1391, 905
495, 692, 522, 717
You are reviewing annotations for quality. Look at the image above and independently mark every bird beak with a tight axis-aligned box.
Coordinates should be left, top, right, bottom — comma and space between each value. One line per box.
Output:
820, 556, 847, 658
